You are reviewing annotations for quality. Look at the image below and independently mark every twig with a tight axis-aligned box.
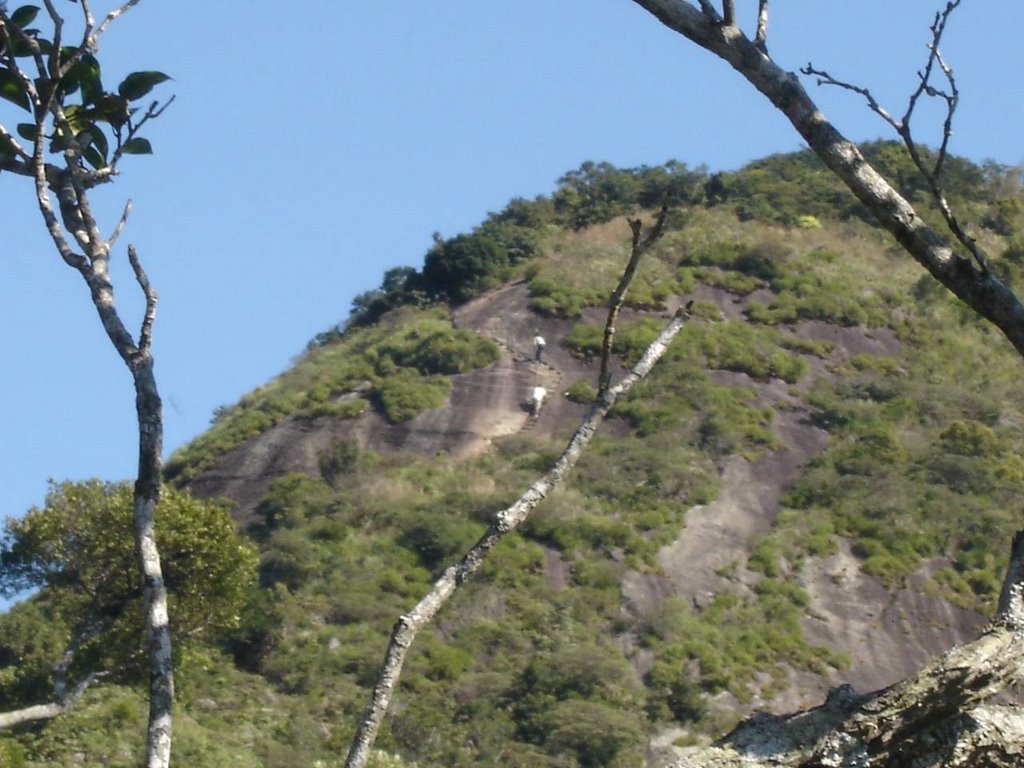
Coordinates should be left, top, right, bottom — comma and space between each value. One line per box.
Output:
800, 0, 989, 273
754, 0, 768, 51
109, 96, 175, 168
109, 199, 132, 248
128, 244, 157, 355
96, 0, 144, 40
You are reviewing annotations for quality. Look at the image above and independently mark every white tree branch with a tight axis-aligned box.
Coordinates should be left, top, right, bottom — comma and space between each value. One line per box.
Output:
344, 217, 689, 768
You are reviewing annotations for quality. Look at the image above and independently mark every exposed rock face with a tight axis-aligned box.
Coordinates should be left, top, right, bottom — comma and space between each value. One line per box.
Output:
187, 282, 591, 521
186, 280, 987, 742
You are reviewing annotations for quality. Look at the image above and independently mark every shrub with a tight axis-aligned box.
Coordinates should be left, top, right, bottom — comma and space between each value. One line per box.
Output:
542, 699, 646, 768
397, 510, 485, 570
375, 318, 499, 375
420, 232, 510, 303
373, 370, 450, 423
646, 660, 708, 723
939, 419, 1001, 457
529, 276, 598, 318
565, 378, 598, 404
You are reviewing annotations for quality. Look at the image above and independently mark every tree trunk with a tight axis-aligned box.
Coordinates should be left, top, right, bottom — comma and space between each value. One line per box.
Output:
92, 256, 174, 768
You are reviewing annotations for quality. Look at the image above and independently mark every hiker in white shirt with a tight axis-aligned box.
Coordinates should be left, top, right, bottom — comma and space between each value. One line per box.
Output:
531, 386, 547, 416
533, 334, 546, 363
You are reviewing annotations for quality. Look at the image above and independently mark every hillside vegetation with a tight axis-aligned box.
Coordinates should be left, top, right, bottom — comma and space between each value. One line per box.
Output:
3, 143, 1024, 767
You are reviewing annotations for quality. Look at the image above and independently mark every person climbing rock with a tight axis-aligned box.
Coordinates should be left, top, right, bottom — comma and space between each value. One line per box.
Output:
533, 333, 546, 363
531, 385, 547, 417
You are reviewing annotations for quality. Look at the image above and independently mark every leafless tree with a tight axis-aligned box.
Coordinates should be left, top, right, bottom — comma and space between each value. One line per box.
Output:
344, 208, 688, 768
0, 2, 173, 766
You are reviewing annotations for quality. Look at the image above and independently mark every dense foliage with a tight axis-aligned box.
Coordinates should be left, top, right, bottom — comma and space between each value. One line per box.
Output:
0, 482, 257, 709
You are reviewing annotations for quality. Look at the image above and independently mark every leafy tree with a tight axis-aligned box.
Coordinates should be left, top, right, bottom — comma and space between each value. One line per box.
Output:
554, 160, 642, 229
1, 3, 175, 764
553, 160, 707, 229
0, 482, 257, 726
419, 231, 511, 303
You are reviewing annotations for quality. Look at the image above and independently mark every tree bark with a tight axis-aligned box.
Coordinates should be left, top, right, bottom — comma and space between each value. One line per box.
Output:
0, 703, 68, 731
85, 252, 173, 768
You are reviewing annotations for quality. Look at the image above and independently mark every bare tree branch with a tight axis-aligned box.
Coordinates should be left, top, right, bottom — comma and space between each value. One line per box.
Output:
801, 0, 988, 273
630, 0, 1024, 360
722, 0, 735, 26
625, 3, 1024, 764
344, 220, 693, 768
109, 199, 132, 248
129, 243, 157, 354
0, 610, 116, 732
95, 0, 144, 40
599, 205, 670, 391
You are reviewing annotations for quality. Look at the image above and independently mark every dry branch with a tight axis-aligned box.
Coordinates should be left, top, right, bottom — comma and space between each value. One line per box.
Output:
629, 0, 1024, 358
800, 0, 987, 273
344, 217, 688, 768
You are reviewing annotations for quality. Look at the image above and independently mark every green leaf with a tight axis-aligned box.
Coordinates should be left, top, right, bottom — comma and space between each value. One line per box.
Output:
63, 103, 87, 133
16, 122, 38, 141
78, 123, 108, 163
95, 93, 129, 128
10, 5, 40, 28
81, 145, 105, 170
0, 70, 32, 112
63, 54, 102, 104
88, 124, 108, 160
0, 133, 18, 157
121, 137, 152, 155
117, 71, 170, 101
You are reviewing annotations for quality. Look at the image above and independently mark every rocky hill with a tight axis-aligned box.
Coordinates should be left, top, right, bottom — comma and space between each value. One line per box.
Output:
4, 147, 1024, 768
188, 274, 986, 710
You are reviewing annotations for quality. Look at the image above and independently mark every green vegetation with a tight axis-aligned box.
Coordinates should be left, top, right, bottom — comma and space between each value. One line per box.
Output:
6, 148, 1024, 765
780, 321, 1024, 599
567, 318, 808, 384
0, 482, 257, 711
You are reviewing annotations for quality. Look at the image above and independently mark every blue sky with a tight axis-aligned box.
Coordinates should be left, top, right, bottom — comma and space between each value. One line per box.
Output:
2, 0, 1022, 528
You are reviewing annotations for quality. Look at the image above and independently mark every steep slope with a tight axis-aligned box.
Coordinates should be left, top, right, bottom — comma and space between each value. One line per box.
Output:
186, 253, 987, 717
